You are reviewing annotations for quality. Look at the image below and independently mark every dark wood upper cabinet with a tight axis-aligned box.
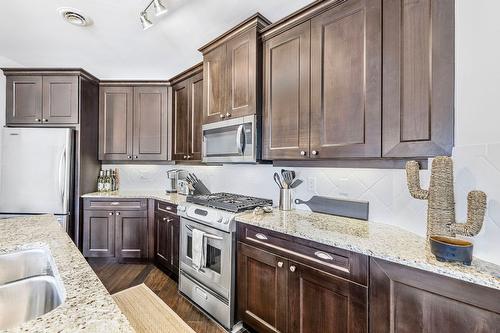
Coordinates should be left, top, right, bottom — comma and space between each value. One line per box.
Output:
6, 75, 43, 124
262, 21, 311, 160
99, 83, 169, 161
289, 261, 368, 333
115, 210, 148, 259
133, 86, 168, 160
200, 13, 270, 124
382, 0, 454, 157
99, 86, 134, 160
370, 258, 500, 333
4, 69, 91, 125
237, 242, 288, 333
42, 76, 79, 124
170, 64, 203, 161
310, 0, 381, 158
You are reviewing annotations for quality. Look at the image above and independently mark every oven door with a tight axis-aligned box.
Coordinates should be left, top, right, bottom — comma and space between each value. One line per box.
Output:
202, 115, 256, 163
180, 218, 232, 299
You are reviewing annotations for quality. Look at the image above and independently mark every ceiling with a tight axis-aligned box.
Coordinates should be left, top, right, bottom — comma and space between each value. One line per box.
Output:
0, 0, 314, 80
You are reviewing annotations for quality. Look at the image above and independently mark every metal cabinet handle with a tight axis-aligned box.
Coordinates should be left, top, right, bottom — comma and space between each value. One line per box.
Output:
311, 150, 318, 156
108, 212, 113, 216
35, 118, 41, 122
225, 112, 231, 118
289, 265, 296, 272
110, 202, 120, 206
255, 233, 268, 240
187, 155, 191, 159
133, 155, 138, 159
165, 206, 172, 211
300, 150, 307, 156
127, 155, 132, 159
277, 261, 283, 268
115, 212, 120, 216
42, 119, 48, 122
184, 155, 187, 159
314, 251, 333, 260
219, 114, 225, 119
162, 217, 173, 222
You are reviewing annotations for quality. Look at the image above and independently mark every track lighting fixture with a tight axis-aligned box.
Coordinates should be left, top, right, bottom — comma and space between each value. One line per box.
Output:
140, 0, 168, 30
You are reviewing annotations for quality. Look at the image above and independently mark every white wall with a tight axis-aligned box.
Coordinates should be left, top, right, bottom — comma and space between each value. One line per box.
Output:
2, 0, 500, 265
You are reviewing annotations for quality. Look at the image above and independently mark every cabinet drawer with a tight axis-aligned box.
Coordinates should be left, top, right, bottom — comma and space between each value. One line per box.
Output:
84, 198, 147, 211
155, 200, 177, 214
237, 223, 368, 285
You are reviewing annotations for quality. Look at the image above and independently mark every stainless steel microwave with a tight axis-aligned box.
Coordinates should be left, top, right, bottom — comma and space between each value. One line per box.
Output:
202, 115, 259, 163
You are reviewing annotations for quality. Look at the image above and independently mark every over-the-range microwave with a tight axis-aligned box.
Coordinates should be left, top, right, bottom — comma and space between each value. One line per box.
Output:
202, 115, 260, 163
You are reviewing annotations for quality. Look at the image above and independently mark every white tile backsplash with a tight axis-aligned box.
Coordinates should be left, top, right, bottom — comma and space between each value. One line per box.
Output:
106, 143, 500, 265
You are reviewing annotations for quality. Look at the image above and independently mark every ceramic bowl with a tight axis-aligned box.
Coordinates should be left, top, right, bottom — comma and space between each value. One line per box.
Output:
429, 236, 473, 266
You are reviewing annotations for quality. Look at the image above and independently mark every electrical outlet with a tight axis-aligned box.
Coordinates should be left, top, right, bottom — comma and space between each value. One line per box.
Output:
307, 177, 316, 193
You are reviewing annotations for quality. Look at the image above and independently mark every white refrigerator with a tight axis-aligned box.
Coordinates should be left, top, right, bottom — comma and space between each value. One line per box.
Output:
0, 128, 73, 231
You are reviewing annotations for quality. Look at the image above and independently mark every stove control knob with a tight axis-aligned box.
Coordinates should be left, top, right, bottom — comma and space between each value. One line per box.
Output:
223, 218, 230, 224
217, 217, 223, 223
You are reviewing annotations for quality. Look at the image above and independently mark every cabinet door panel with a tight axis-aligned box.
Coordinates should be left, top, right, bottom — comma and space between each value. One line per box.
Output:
289, 262, 367, 333
168, 214, 180, 273
82, 210, 115, 258
188, 72, 204, 160
262, 21, 311, 160
203, 44, 227, 124
226, 29, 256, 118
370, 258, 500, 333
133, 86, 168, 160
310, 0, 381, 158
42, 76, 79, 124
155, 212, 170, 268
172, 80, 189, 161
6, 76, 43, 124
382, 0, 454, 157
99, 86, 134, 160
237, 242, 288, 333
115, 210, 148, 259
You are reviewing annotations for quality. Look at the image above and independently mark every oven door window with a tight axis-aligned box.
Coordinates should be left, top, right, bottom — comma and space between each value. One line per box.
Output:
186, 235, 222, 274
204, 124, 246, 157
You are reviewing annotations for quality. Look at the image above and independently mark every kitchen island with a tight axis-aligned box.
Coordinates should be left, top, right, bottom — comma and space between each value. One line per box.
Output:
0, 215, 133, 332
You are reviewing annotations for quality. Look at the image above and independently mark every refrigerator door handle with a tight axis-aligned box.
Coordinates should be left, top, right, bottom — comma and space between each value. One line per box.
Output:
58, 147, 66, 210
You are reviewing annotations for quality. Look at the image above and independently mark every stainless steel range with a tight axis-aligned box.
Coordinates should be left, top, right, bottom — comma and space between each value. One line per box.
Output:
177, 193, 272, 330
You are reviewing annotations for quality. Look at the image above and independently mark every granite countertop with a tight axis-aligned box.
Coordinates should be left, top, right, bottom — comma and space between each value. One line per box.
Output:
0, 215, 133, 333
82, 190, 187, 206
236, 209, 500, 291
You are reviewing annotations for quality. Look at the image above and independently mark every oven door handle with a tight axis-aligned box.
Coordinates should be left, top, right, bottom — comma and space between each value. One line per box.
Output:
236, 124, 244, 155
185, 225, 224, 240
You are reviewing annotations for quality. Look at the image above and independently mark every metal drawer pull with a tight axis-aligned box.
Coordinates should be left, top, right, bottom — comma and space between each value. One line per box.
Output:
165, 206, 172, 210
110, 202, 120, 205
289, 265, 296, 272
277, 261, 283, 268
162, 217, 172, 222
108, 212, 113, 216
255, 233, 268, 240
116, 212, 120, 216
195, 287, 208, 300
314, 251, 333, 260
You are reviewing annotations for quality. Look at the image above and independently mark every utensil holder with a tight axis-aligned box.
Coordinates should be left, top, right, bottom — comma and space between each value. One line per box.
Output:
279, 188, 292, 211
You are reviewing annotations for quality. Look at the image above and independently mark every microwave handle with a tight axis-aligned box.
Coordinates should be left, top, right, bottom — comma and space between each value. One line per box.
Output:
236, 124, 244, 154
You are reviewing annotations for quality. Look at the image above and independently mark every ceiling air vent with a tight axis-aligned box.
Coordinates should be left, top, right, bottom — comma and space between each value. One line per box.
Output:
57, 7, 92, 27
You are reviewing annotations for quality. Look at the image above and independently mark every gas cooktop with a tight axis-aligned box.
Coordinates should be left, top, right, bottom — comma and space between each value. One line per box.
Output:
186, 192, 273, 213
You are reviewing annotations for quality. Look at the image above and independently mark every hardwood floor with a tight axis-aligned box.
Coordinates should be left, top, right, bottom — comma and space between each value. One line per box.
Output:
90, 262, 226, 333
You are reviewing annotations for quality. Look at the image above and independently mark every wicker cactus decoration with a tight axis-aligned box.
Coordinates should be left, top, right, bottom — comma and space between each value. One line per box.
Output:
406, 156, 487, 238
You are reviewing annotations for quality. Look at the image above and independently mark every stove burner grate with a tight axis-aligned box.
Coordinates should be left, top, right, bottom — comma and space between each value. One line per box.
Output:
186, 192, 273, 212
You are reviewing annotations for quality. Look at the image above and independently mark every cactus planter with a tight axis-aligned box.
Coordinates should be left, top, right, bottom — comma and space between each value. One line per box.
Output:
406, 156, 487, 239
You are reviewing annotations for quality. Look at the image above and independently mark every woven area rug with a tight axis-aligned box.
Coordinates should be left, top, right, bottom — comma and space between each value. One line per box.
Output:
112, 283, 196, 333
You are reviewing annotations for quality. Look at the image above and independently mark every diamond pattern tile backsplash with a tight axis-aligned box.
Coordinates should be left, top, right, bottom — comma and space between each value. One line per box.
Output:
107, 144, 500, 265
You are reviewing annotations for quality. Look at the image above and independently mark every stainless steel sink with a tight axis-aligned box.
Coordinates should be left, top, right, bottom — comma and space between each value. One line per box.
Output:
0, 248, 54, 284
0, 275, 64, 329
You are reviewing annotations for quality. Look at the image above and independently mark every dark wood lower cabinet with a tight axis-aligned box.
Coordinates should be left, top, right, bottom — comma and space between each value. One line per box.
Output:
289, 261, 367, 333
370, 258, 500, 333
154, 210, 180, 277
83, 210, 115, 258
237, 242, 288, 333
115, 210, 148, 259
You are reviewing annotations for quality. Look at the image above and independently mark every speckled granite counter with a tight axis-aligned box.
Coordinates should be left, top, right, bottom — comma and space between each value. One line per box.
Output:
82, 190, 186, 205
236, 209, 500, 291
0, 215, 133, 333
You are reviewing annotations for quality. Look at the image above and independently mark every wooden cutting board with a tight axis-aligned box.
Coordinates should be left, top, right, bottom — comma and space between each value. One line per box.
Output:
294, 196, 369, 220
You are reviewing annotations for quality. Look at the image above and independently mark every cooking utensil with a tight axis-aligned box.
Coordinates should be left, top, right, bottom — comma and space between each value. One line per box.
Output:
281, 169, 295, 188
273, 172, 283, 189
289, 179, 303, 189
294, 196, 369, 220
